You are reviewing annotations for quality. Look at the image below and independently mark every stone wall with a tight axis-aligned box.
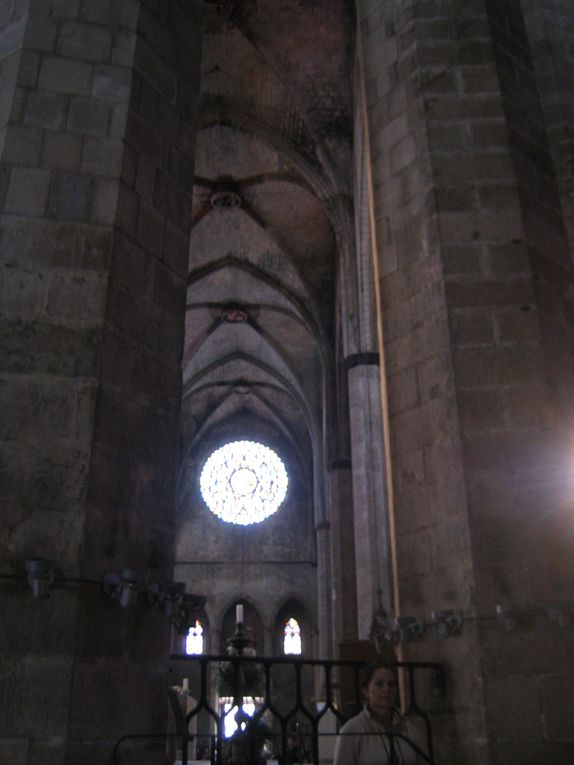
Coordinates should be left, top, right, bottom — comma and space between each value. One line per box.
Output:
175, 423, 318, 661
358, 0, 574, 762
358, 1, 486, 760
0, 1, 202, 762
522, 0, 574, 258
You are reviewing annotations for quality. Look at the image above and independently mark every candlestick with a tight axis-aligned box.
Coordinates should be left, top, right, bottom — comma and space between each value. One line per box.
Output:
236, 603, 244, 624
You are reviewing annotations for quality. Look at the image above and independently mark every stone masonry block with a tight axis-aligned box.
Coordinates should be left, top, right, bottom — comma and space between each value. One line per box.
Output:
495, 308, 541, 343
67, 96, 110, 135
52, 0, 81, 18
478, 183, 519, 210
137, 200, 164, 256
0, 162, 8, 207
0, 2, 15, 26
111, 28, 136, 67
81, 136, 123, 177
486, 675, 543, 741
0, 740, 28, 765
0, 319, 102, 377
445, 271, 534, 307
38, 57, 92, 96
91, 64, 132, 103
454, 345, 544, 387
3, 124, 43, 166
0, 91, 11, 130
23, 14, 58, 52
459, 389, 506, 430
134, 40, 176, 105
22, 657, 74, 735
90, 176, 119, 224
504, 384, 549, 429
153, 260, 185, 317
0, 218, 113, 271
162, 221, 188, 279
57, 21, 112, 63
0, 268, 45, 317
45, 271, 106, 321
109, 102, 128, 138
81, 0, 111, 25
134, 156, 156, 202
47, 170, 94, 221
41, 130, 82, 170
16, 50, 41, 89
0, 15, 26, 58
0, 378, 76, 439
487, 242, 531, 274
451, 309, 495, 345
390, 366, 419, 413
390, 134, 416, 173
462, 65, 501, 94
396, 528, 433, 577
7, 85, 24, 122
0, 49, 22, 93
4, 166, 50, 215
116, 181, 139, 237
111, 0, 140, 32
24, 89, 67, 129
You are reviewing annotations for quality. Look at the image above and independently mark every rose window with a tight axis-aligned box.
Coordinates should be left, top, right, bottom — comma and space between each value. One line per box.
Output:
200, 440, 288, 525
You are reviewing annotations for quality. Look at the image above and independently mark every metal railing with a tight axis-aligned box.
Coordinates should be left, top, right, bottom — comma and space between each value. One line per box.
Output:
154, 654, 443, 765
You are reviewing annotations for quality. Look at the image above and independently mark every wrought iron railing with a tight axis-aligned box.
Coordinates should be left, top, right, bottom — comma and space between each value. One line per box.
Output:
113, 654, 443, 765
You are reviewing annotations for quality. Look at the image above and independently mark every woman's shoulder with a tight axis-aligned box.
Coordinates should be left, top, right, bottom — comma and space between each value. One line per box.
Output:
394, 713, 427, 754
395, 713, 422, 735
339, 709, 370, 734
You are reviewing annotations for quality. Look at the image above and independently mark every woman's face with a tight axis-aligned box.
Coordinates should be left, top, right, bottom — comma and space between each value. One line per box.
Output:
364, 667, 397, 718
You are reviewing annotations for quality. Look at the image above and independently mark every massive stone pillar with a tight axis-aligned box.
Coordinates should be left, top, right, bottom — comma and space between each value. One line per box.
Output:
0, 1, 202, 762
521, 0, 574, 260
358, 0, 574, 762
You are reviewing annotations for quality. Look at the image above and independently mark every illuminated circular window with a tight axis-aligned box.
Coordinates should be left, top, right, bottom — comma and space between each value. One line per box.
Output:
200, 440, 288, 525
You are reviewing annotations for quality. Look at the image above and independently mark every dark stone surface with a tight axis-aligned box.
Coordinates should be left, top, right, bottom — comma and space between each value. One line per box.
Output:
48, 171, 94, 222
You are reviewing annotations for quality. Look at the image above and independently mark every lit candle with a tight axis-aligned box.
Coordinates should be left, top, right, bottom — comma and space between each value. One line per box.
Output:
236, 603, 244, 624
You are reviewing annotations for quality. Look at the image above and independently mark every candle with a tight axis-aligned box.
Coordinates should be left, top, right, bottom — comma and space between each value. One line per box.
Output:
236, 603, 244, 624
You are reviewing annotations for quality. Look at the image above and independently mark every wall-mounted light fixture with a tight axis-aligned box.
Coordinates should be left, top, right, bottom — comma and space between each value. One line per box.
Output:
393, 615, 425, 643
25, 559, 56, 599
147, 581, 186, 617
431, 609, 463, 638
103, 569, 141, 608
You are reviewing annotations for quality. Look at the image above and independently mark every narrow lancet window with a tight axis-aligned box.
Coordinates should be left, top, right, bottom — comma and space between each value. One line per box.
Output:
186, 620, 204, 655
283, 617, 302, 655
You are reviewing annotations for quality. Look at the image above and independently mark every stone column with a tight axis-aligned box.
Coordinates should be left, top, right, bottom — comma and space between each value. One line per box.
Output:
327, 459, 358, 649
521, 0, 574, 259
358, 0, 574, 762
345, 355, 393, 637
0, 1, 202, 762
315, 517, 333, 660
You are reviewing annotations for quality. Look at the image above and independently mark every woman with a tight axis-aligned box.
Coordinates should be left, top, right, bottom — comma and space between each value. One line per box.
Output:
333, 662, 425, 765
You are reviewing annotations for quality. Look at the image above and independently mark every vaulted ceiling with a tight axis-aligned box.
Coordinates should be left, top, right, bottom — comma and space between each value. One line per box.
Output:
181, 0, 354, 476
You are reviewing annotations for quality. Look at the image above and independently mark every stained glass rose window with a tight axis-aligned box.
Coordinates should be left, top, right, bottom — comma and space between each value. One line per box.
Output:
200, 440, 288, 525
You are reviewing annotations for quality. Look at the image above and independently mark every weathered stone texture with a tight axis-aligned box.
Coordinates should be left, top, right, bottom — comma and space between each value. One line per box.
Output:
0, 0, 203, 762
360, 0, 574, 761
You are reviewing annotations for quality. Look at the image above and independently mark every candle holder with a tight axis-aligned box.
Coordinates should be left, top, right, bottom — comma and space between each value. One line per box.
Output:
226, 622, 253, 656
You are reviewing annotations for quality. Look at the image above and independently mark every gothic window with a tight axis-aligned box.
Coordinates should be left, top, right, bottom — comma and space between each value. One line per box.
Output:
200, 440, 288, 525
186, 619, 204, 655
283, 617, 302, 655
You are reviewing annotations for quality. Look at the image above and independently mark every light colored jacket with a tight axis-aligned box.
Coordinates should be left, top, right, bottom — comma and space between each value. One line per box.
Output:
333, 707, 425, 765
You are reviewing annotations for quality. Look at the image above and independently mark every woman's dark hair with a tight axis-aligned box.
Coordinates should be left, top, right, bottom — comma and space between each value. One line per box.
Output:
360, 660, 397, 690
